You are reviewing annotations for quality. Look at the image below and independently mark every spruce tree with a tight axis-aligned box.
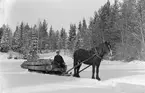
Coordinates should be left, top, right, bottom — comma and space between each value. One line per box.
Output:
0, 25, 12, 52
99, 0, 111, 41
48, 26, 56, 50
68, 24, 76, 51
60, 28, 67, 49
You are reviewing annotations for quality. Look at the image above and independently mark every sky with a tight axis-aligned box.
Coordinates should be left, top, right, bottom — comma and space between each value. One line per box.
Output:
0, 0, 115, 32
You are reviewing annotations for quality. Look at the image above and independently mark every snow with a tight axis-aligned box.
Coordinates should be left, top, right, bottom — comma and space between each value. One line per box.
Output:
110, 74, 145, 86
0, 52, 145, 93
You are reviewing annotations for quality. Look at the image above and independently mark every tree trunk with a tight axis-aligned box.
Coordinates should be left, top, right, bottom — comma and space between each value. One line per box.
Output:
139, 5, 145, 60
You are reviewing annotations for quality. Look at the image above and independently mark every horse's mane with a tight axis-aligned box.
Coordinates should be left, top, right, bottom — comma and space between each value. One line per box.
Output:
89, 47, 98, 55
89, 42, 109, 57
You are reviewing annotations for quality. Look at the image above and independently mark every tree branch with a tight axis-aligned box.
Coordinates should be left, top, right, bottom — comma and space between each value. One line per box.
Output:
132, 33, 142, 42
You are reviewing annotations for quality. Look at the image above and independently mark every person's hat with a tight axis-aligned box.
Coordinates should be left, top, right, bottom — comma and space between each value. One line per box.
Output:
56, 50, 60, 53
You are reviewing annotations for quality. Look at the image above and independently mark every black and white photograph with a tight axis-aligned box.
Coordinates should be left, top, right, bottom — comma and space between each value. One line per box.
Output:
0, 0, 145, 93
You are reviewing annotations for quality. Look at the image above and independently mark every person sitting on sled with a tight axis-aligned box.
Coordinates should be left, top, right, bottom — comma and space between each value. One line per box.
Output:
53, 50, 65, 68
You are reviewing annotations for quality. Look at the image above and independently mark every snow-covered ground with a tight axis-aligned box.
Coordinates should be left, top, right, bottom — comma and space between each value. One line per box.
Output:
0, 52, 145, 93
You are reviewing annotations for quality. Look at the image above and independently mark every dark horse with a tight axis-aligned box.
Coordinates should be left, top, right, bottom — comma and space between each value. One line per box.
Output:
73, 41, 112, 80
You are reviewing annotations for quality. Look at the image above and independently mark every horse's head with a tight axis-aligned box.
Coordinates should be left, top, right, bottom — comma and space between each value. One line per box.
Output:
104, 41, 112, 56
94, 41, 112, 58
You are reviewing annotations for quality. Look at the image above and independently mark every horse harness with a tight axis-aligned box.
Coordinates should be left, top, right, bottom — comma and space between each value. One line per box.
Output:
63, 53, 96, 75
94, 48, 102, 59
64, 44, 111, 75
94, 42, 112, 59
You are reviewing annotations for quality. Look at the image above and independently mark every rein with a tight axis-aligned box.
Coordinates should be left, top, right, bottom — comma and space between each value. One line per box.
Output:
63, 53, 96, 75
64, 49, 101, 74
94, 48, 102, 59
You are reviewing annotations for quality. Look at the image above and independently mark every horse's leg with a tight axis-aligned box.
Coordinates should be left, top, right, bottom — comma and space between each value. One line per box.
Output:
96, 63, 101, 81
73, 59, 77, 77
92, 63, 95, 79
76, 63, 81, 77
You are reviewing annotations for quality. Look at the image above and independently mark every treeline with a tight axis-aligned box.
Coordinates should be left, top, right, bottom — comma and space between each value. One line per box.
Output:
0, 0, 145, 61
0, 20, 68, 54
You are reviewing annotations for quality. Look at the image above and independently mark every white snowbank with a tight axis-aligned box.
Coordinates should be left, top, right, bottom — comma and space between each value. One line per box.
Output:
102, 60, 145, 64
0, 53, 9, 61
0, 52, 25, 63
105, 74, 145, 86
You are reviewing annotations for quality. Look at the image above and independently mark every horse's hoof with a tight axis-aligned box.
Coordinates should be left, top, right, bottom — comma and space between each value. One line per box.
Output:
73, 74, 80, 78
73, 74, 77, 77
96, 77, 101, 81
77, 75, 80, 78
92, 77, 95, 79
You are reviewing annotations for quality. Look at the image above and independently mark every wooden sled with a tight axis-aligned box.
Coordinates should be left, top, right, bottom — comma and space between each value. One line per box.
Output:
21, 59, 67, 75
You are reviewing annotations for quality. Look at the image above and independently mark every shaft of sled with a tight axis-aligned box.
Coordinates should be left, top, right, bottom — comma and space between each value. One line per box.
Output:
79, 65, 91, 73
64, 54, 96, 74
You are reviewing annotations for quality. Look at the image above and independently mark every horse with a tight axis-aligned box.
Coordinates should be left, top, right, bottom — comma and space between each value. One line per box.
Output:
73, 41, 112, 80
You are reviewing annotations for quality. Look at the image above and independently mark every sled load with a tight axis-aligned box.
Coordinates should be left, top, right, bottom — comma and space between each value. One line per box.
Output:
21, 50, 67, 75
21, 59, 67, 75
